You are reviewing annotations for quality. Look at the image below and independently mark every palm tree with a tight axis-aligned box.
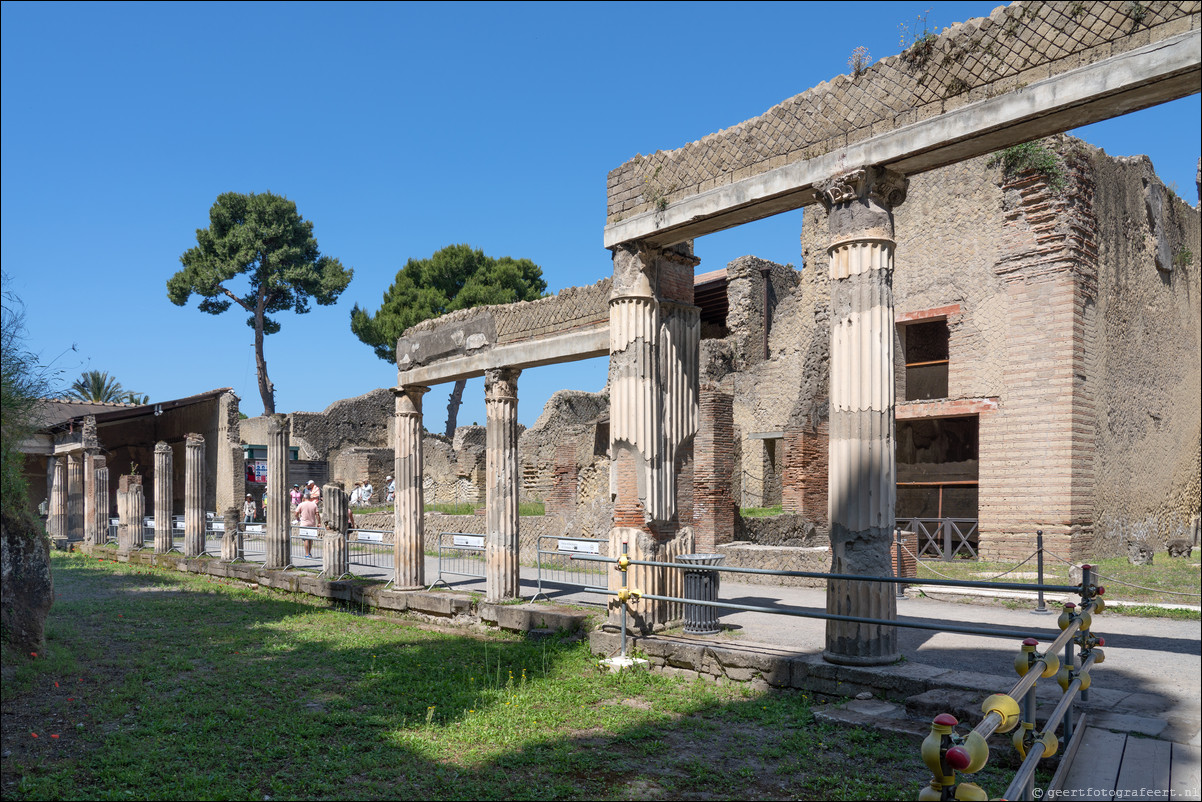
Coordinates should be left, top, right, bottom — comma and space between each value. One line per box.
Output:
64, 370, 129, 403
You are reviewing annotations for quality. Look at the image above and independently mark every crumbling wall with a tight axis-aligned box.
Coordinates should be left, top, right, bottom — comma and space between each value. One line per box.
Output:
289, 389, 393, 459
1089, 151, 1202, 555
517, 390, 607, 505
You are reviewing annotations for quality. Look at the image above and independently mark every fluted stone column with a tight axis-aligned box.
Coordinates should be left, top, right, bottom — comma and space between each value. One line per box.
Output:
818, 165, 907, 666
127, 480, 146, 551
83, 451, 98, 546
93, 456, 109, 543
154, 441, 174, 554
393, 385, 429, 588
485, 368, 521, 601
184, 433, 206, 558
221, 508, 241, 562
607, 242, 700, 631
264, 415, 290, 570
48, 456, 67, 540
67, 454, 84, 539
322, 483, 350, 579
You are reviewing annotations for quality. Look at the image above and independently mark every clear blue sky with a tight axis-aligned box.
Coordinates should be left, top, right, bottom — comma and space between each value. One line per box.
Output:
4, 1, 1198, 429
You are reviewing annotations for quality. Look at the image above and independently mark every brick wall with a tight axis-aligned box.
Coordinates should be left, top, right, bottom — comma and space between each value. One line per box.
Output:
545, 442, 579, 520
694, 389, 736, 551
781, 422, 829, 526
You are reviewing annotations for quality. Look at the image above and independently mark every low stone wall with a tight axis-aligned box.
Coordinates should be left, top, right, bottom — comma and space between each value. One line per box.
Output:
81, 544, 591, 634
590, 630, 954, 699
717, 543, 830, 588
735, 513, 829, 547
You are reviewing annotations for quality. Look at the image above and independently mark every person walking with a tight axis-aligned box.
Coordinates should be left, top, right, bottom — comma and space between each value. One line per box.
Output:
296, 493, 319, 558
243, 494, 257, 524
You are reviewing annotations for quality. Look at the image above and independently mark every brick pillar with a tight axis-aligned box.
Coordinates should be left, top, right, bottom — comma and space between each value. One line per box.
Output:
607, 241, 700, 631
322, 483, 349, 579
184, 433, 206, 558
93, 456, 109, 543
154, 441, 174, 554
694, 388, 735, 552
393, 385, 429, 589
485, 368, 521, 601
782, 422, 830, 522
546, 441, 579, 521
48, 456, 67, 539
819, 166, 907, 666
263, 416, 290, 569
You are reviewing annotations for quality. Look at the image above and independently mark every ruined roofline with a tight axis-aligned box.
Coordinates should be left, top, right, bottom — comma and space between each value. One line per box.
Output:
35, 388, 234, 432
604, 0, 1199, 244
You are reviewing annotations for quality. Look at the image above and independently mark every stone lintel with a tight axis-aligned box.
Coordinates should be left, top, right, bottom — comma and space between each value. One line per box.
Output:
398, 325, 608, 387
602, 31, 1201, 249
896, 397, 1000, 420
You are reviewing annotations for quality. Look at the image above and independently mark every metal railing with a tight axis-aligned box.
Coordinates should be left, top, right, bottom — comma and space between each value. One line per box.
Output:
348, 528, 392, 571
532, 535, 608, 603
901, 516, 978, 560
571, 543, 1105, 802
290, 526, 323, 569
427, 531, 486, 590
239, 524, 266, 562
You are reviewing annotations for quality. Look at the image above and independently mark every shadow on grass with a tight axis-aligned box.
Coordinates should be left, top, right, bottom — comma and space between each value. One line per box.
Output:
1, 553, 1040, 801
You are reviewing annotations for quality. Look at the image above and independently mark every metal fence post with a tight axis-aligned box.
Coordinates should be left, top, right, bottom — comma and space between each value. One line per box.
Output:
942, 519, 953, 562
894, 528, 905, 600
1033, 530, 1051, 615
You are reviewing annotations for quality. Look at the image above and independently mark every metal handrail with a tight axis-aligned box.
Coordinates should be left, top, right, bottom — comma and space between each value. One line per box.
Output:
569, 553, 1082, 595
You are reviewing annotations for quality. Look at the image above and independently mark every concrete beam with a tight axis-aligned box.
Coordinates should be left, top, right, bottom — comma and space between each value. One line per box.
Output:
397, 326, 608, 387
603, 31, 1201, 249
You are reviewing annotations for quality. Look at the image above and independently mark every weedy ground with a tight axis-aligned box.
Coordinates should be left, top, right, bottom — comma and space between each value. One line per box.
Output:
2, 552, 1043, 800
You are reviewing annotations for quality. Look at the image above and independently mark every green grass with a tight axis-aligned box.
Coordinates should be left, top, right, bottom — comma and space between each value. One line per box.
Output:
3, 553, 1037, 800
740, 505, 783, 518
917, 552, 1200, 612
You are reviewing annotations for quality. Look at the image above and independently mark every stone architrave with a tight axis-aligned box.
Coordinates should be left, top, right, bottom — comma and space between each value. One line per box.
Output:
393, 385, 429, 589
184, 433, 206, 558
484, 368, 521, 601
67, 454, 83, 539
607, 241, 700, 631
321, 483, 349, 579
83, 451, 98, 546
263, 415, 290, 570
154, 441, 174, 554
221, 507, 241, 562
48, 456, 67, 540
817, 165, 908, 666
93, 456, 109, 544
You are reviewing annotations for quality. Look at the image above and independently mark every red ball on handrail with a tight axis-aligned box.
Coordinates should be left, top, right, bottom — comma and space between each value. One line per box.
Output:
934, 713, 959, 727
946, 746, 972, 770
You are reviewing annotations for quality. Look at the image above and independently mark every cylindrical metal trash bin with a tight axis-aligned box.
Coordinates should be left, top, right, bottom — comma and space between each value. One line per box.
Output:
677, 553, 725, 635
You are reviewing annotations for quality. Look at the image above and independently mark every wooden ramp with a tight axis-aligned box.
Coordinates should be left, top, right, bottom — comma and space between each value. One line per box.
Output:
1056, 726, 1200, 801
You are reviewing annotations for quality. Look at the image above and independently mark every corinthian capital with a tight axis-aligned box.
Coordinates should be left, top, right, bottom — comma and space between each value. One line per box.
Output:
817, 166, 908, 210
